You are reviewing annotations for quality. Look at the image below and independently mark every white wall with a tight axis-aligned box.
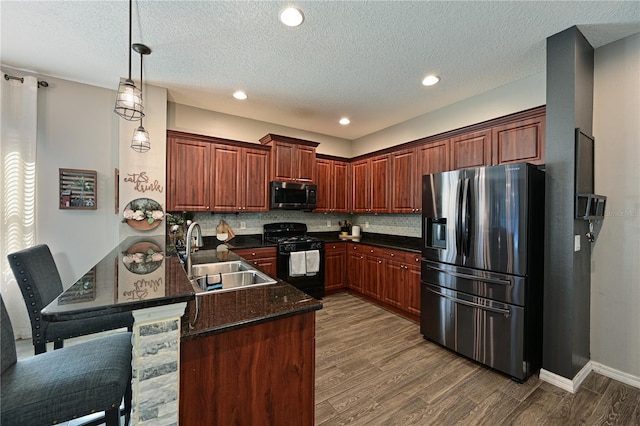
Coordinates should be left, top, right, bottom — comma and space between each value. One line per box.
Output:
591, 33, 640, 379
167, 102, 352, 158
351, 73, 546, 156
35, 75, 120, 286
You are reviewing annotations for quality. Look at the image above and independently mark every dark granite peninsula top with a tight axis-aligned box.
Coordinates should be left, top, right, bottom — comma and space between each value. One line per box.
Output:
41, 235, 194, 321
181, 279, 321, 341
42, 235, 321, 338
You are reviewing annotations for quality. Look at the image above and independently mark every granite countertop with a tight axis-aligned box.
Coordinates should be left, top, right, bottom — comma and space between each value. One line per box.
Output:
182, 248, 321, 340
201, 232, 421, 253
309, 231, 421, 253
42, 235, 194, 321
181, 277, 321, 341
42, 237, 322, 340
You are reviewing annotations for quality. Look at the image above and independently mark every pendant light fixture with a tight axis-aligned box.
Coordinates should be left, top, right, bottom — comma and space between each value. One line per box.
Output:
131, 43, 151, 152
114, 0, 144, 121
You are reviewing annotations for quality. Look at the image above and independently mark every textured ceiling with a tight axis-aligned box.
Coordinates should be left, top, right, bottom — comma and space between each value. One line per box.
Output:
1, 1, 638, 140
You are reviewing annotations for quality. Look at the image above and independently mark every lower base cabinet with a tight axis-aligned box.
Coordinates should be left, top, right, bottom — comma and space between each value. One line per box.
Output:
325, 242, 347, 293
180, 312, 315, 425
232, 247, 277, 277
345, 245, 421, 322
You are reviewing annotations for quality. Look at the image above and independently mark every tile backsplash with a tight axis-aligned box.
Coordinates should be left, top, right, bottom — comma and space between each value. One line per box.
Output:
191, 211, 421, 238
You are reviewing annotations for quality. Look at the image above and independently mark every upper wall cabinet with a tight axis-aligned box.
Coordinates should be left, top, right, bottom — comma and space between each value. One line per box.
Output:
211, 144, 270, 212
167, 131, 269, 212
351, 154, 390, 213
412, 138, 451, 214
259, 134, 319, 183
316, 158, 350, 213
491, 115, 546, 166
167, 136, 212, 211
450, 129, 492, 170
390, 148, 417, 213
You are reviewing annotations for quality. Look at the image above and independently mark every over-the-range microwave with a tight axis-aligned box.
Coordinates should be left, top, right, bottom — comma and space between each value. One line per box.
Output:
270, 181, 317, 210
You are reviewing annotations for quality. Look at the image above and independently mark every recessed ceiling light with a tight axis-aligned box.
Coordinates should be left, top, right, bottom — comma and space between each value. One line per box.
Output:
422, 75, 440, 86
280, 7, 304, 27
339, 117, 350, 125
233, 90, 247, 100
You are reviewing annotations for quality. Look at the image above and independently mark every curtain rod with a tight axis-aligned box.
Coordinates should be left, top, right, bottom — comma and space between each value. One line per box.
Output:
4, 73, 49, 88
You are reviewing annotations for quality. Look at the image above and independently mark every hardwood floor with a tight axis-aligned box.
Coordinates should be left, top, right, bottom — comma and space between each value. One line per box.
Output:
315, 293, 640, 425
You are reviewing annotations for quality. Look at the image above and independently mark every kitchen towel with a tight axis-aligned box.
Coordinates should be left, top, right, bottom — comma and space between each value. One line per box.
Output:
289, 251, 307, 277
305, 250, 320, 277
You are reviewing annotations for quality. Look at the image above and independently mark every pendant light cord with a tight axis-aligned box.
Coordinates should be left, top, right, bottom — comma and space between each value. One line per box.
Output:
139, 50, 143, 125
128, 0, 132, 80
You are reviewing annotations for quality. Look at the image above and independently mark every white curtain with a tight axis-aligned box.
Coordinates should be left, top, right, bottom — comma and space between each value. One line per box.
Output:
0, 75, 38, 338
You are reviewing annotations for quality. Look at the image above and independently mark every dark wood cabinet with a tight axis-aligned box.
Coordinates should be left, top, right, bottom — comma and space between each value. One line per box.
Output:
259, 134, 319, 183
414, 138, 450, 214
316, 158, 350, 213
405, 252, 422, 318
325, 242, 347, 294
346, 244, 364, 293
232, 247, 277, 277
390, 148, 417, 213
180, 311, 315, 426
491, 115, 546, 165
167, 132, 269, 213
351, 155, 390, 213
342, 245, 421, 322
383, 250, 406, 309
371, 155, 390, 213
167, 136, 212, 211
363, 245, 384, 300
350, 159, 370, 213
450, 129, 492, 170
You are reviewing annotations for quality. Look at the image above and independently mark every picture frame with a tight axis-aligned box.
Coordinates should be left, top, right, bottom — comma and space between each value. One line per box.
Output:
59, 168, 97, 210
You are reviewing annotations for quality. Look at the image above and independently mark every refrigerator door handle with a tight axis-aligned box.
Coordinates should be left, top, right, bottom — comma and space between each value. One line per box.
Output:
461, 178, 470, 257
425, 285, 511, 317
424, 263, 512, 286
455, 179, 463, 255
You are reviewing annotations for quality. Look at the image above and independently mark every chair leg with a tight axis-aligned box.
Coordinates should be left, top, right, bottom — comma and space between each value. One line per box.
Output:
34, 342, 47, 355
54, 340, 64, 350
104, 406, 120, 426
124, 372, 132, 425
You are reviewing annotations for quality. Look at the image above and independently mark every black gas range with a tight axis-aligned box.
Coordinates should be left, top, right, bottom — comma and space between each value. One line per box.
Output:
263, 223, 325, 299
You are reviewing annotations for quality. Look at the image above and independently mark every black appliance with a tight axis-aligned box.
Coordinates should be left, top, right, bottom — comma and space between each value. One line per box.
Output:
270, 181, 318, 210
420, 163, 545, 381
263, 223, 324, 299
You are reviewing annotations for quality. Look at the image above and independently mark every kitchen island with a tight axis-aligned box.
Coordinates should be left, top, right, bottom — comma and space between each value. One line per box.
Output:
42, 236, 321, 426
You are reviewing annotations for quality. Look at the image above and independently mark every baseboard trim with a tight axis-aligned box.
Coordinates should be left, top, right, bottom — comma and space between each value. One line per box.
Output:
591, 362, 640, 389
540, 361, 593, 393
541, 361, 640, 393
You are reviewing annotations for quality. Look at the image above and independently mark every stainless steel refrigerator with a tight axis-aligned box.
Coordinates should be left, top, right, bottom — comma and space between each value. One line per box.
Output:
420, 163, 544, 381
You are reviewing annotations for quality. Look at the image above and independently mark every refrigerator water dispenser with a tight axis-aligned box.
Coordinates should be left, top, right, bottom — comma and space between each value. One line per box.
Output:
426, 218, 447, 249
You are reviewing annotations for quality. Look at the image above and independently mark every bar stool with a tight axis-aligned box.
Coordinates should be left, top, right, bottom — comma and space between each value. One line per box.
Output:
0, 297, 132, 426
7, 244, 133, 354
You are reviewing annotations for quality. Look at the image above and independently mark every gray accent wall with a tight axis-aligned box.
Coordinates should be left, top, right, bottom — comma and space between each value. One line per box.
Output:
543, 26, 594, 379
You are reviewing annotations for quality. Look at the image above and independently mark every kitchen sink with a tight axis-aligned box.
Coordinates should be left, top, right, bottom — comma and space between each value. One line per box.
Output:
191, 260, 251, 277
191, 270, 277, 294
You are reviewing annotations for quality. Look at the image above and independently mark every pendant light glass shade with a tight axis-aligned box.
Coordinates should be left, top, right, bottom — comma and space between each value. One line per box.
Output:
115, 78, 144, 120
131, 125, 151, 152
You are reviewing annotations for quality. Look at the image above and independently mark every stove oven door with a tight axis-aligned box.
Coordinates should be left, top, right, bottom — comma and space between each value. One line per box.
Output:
277, 248, 325, 300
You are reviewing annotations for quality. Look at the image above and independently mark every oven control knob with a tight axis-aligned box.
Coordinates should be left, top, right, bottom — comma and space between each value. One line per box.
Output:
310, 242, 323, 250
284, 244, 296, 252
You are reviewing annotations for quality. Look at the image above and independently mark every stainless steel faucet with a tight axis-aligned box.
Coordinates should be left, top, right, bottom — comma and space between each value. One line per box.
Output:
185, 221, 203, 277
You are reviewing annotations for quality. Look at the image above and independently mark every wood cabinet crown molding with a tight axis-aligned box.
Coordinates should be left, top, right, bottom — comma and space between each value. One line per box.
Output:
166, 130, 269, 152
259, 133, 320, 148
